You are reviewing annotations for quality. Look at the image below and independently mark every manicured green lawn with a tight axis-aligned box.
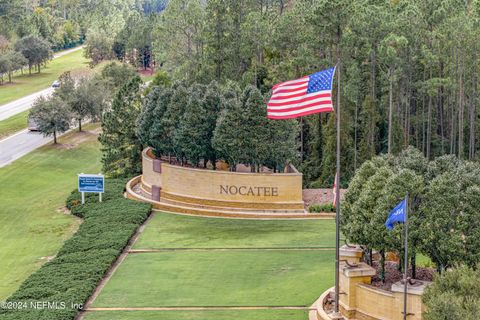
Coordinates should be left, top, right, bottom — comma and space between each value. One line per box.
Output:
0, 124, 101, 300
0, 49, 89, 106
0, 110, 28, 140
93, 250, 334, 308
88, 199, 335, 320
83, 310, 308, 320
133, 212, 336, 249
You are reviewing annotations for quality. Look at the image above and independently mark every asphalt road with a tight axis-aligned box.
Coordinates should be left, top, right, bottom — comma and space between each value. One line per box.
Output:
0, 129, 54, 168
0, 46, 84, 121
0, 88, 54, 121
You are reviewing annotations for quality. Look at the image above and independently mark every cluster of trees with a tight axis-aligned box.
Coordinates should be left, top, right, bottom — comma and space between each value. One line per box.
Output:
1, 0, 167, 77
28, 62, 137, 143
1, 3, 82, 51
0, 35, 52, 84
82, 0, 480, 186
99, 73, 298, 177
342, 147, 480, 281
0, 0, 165, 51
136, 81, 298, 171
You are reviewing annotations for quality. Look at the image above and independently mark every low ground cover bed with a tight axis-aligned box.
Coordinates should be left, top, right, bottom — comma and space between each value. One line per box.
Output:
371, 261, 434, 291
0, 179, 151, 320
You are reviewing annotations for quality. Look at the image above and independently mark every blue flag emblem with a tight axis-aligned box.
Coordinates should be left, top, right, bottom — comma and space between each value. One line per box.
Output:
385, 199, 407, 230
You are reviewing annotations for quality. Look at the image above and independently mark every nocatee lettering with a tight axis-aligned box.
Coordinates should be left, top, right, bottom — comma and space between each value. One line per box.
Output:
219, 185, 279, 196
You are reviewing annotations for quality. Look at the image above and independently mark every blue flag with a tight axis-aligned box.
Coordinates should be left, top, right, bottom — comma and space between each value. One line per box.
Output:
385, 199, 407, 230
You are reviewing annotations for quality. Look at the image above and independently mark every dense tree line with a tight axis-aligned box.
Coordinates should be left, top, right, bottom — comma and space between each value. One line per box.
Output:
79, 0, 480, 186
134, 80, 298, 172
0, 35, 51, 83
0, 0, 166, 50
8, 0, 480, 185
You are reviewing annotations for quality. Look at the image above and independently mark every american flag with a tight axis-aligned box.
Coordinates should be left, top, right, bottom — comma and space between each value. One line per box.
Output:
267, 67, 336, 119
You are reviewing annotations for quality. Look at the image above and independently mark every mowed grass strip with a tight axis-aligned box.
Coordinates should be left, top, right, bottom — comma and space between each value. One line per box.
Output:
133, 212, 336, 249
0, 49, 89, 106
0, 110, 28, 140
83, 310, 308, 320
92, 250, 334, 308
0, 124, 101, 300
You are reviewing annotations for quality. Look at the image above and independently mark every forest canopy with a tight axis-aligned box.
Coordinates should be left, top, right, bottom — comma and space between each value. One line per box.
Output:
4, 0, 480, 186
107, 0, 480, 186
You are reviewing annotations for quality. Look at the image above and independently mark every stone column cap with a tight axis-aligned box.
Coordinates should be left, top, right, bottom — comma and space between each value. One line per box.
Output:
341, 262, 376, 277
340, 244, 363, 257
391, 279, 432, 295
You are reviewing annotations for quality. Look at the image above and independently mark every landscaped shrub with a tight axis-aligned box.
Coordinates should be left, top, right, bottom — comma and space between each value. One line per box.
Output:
308, 203, 335, 213
422, 266, 480, 320
0, 179, 151, 320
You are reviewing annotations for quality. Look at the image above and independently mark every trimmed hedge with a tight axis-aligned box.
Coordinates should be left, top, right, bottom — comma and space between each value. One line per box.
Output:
0, 179, 151, 320
308, 203, 335, 213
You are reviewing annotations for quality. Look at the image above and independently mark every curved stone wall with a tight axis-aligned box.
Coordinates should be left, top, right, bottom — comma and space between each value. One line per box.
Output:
129, 148, 313, 217
141, 149, 304, 212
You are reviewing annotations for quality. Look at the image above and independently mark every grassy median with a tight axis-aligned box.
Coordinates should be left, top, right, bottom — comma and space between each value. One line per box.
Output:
0, 49, 89, 106
0, 111, 28, 140
0, 124, 101, 300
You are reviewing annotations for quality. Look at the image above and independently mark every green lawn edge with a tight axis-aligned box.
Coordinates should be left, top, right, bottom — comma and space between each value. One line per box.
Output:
0, 110, 28, 139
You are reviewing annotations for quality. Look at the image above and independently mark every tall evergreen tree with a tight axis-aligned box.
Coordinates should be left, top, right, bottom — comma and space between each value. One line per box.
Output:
99, 76, 143, 177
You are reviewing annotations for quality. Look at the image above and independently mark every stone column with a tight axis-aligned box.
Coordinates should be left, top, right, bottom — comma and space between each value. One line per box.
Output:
340, 245, 364, 264
339, 262, 377, 318
391, 280, 430, 320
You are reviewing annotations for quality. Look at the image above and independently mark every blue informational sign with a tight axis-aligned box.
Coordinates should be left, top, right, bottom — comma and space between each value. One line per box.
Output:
78, 174, 104, 193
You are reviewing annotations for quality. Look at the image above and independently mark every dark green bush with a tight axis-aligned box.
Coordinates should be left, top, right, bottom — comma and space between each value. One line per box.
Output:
308, 203, 335, 213
0, 179, 151, 320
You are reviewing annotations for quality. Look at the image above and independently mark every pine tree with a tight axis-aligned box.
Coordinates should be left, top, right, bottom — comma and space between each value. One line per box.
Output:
174, 98, 210, 167
99, 76, 143, 177
136, 85, 173, 158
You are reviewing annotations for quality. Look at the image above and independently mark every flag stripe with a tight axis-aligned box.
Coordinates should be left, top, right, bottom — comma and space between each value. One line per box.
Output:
267, 67, 336, 120
268, 107, 334, 119
273, 76, 309, 88
267, 105, 334, 118
272, 83, 309, 94
270, 89, 309, 99
268, 92, 331, 106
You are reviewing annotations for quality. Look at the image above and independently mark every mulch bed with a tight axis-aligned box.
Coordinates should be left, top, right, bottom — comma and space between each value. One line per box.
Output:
370, 261, 435, 291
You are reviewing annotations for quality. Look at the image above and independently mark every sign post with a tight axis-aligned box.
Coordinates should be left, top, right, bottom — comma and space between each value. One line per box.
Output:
78, 173, 104, 204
